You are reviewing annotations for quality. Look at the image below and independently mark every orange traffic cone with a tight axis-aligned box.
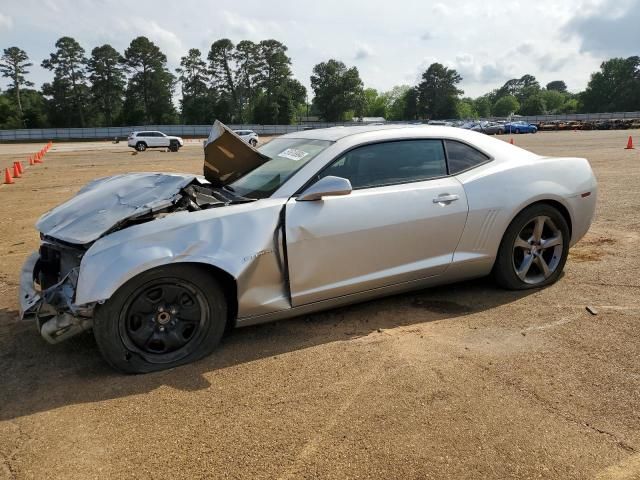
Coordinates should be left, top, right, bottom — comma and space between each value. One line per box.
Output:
29, 156, 34, 166
13, 162, 21, 178
4, 168, 14, 184
509, 138, 514, 145
35, 152, 42, 163
625, 136, 634, 149
16, 161, 24, 174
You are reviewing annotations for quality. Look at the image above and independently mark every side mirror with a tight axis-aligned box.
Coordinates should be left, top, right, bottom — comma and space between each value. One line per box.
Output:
297, 176, 352, 201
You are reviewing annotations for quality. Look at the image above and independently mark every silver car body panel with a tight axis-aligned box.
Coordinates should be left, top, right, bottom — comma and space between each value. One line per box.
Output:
285, 177, 468, 306
20, 124, 597, 338
74, 198, 289, 318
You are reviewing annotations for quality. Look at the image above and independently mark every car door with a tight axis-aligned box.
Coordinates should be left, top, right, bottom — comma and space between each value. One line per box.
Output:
284, 139, 469, 307
150, 132, 164, 147
157, 132, 170, 147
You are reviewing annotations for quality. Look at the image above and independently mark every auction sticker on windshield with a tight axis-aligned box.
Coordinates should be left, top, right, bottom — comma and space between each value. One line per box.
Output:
278, 148, 309, 161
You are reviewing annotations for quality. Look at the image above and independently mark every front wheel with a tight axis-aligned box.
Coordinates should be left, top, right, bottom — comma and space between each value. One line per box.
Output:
93, 265, 227, 373
249, 138, 258, 147
493, 204, 570, 290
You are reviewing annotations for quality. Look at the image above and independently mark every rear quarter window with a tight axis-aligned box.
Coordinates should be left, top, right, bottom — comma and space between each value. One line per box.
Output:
445, 140, 490, 174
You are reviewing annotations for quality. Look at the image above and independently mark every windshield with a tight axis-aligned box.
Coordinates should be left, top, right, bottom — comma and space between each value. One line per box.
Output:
229, 138, 332, 199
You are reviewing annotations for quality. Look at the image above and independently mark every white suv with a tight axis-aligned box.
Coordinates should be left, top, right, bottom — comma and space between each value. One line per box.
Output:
128, 131, 184, 152
233, 129, 259, 147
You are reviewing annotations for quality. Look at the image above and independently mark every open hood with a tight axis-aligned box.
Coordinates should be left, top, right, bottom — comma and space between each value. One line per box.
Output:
36, 173, 199, 245
203, 120, 269, 186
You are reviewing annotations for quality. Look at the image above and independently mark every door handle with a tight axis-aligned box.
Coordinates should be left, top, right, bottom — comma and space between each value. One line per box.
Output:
433, 194, 460, 204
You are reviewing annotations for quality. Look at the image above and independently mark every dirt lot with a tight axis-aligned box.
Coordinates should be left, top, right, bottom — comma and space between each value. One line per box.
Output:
0, 130, 639, 479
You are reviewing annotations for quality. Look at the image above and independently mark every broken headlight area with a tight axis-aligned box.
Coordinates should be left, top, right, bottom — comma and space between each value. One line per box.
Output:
21, 240, 94, 344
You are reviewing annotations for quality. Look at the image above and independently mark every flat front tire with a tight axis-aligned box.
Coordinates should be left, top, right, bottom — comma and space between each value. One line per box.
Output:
93, 265, 227, 373
493, 204, 570, 290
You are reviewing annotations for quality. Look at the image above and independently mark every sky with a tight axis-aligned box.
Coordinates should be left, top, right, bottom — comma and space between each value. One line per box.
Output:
0, 0, 639, 98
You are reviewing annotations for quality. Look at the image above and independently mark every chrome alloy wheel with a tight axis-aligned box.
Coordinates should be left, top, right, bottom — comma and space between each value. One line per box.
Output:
512, 215, 564, 285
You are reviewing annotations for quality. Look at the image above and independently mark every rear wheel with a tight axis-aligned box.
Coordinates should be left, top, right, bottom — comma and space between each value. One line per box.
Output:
93, 265, 227, 373
493, 204, 570, 290
136, 142, 147, 152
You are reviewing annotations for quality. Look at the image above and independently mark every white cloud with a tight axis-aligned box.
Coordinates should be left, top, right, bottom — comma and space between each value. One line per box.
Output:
0, 0, 617, 97
0, 13, 13, 30
355, 42, 374, 60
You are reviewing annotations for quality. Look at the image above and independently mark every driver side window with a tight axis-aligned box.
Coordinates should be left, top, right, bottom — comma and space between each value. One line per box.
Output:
317, 139, 447, 189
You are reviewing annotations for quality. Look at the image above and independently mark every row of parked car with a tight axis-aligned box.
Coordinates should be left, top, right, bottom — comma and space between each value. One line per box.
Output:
458, 120, 538, 135
428, 117, 640, 135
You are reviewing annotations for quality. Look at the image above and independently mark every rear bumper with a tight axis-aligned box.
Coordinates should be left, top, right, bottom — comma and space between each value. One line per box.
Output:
19, 251, 94, 344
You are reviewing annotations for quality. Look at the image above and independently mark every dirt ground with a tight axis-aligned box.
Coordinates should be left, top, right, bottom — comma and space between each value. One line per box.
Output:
0, 130, 639, 479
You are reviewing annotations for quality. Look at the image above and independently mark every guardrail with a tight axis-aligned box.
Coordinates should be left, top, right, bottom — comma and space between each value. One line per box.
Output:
2, 112, 640, 141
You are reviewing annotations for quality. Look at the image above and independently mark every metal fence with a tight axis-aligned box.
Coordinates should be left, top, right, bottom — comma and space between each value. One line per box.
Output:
2, 111, 640, 141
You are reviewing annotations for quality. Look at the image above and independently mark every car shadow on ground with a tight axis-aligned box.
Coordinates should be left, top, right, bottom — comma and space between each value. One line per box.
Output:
0, 278, 538, 421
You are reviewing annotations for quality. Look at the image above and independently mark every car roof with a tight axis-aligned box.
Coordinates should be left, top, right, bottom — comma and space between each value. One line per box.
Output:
280, 124, 482, 142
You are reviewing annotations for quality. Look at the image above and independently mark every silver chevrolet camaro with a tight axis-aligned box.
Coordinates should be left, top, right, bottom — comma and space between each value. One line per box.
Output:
19, 122, 597, 373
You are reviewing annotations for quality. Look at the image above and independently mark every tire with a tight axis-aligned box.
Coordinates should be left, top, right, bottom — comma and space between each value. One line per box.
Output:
497, 129, 504, 135
169, 141, 180, 152
515, 128, 520, 134
493, 204, 570, 290
136, 142, 147, 152
250, 138, 257, 147
93, 264, 227, 373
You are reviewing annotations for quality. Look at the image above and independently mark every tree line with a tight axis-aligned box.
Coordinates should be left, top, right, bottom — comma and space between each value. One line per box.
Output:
1, 36, 639, 128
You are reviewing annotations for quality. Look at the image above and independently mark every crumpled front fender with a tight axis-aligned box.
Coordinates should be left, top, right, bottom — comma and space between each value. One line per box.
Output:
75, 198, 290, 319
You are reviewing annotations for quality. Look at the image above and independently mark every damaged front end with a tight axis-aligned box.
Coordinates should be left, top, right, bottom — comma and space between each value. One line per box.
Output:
19, 120, 270, 344
20, 241, 93, 343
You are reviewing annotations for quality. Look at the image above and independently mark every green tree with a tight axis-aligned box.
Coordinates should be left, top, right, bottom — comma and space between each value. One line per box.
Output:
496, 74, 540, 104
233, 40, 260, 121
546, 80, 567, 93
176, 48, 211, 124
403, 87, 419, 120
474, 95, 492, 118
87, 44, 125, 126
311, 59, 364, 121
416, 63, 462, 119
255, 40, 297, 123
41, 37, 89, 127
560, 98, 579, 113
493, 95, 520, 117
208, 39, 237, 119
457, 97, 478, 119
520, 94, 546, 115
123, 36, 176, 124
362, 88, 387, 117
540, 89, 565, 113
581, 57, 640, 112
383, 85, 411, 120
0, 47, 33, 125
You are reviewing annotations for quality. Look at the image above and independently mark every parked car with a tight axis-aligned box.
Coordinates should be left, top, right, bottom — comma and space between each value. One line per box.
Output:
233, 129, 259, 147
128, 131, 184, 152
471, 121, 505, 135
20, 121, 596, 373
504, 121, 538, 134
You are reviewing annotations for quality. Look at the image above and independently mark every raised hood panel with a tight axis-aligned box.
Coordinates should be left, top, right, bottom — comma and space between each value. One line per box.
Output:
203, 120, 269, 186
36, 173, 198, 245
